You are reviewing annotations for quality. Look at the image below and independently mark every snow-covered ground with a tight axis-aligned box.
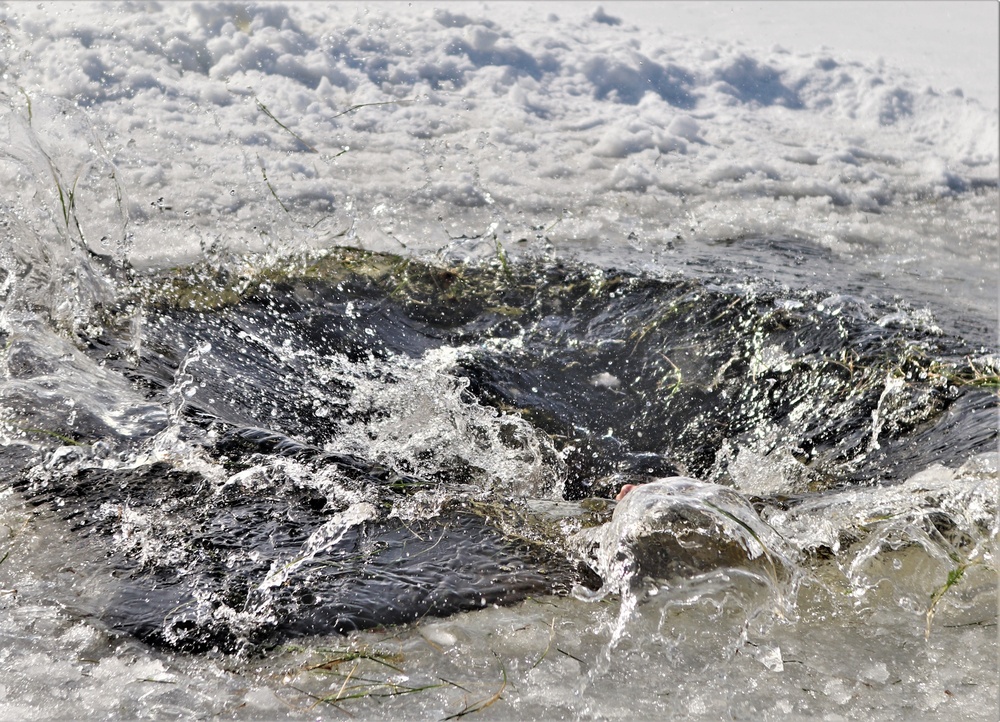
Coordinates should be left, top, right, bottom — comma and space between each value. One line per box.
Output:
605, 1, 999, 111
0, 2, 995, 273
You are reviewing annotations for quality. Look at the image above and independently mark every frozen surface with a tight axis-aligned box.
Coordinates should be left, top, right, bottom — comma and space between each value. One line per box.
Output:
3, 459, 997, 720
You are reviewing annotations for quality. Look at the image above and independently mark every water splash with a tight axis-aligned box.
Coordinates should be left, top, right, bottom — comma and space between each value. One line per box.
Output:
256, 501, 377, 592
325, 343, 565, 504
0, 322, 168, 446
574, 478, 799, 648
0, 92, 129, 332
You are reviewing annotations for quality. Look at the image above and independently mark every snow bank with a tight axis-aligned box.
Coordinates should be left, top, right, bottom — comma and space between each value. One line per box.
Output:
0, 2, 995, 264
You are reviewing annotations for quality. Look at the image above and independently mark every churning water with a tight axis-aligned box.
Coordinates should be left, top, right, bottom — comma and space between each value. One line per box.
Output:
0, 3, 997, 720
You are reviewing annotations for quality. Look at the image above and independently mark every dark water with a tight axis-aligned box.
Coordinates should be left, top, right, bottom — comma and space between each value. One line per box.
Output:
3, 245, 995, 655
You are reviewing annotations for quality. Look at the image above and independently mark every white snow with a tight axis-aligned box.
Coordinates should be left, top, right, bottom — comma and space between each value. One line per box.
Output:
0, 1, 995, 269
605, 1, 1000, 112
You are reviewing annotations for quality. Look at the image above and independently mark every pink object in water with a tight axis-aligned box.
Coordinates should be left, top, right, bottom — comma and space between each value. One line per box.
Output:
615, 483, 639, 501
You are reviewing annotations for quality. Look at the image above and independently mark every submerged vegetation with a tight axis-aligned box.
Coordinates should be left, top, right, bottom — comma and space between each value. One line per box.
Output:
270, 641, 512, 718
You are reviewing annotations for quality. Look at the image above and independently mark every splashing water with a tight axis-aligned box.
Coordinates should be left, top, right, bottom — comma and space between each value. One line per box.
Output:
0, 241, 995, 718
0, 2, 996, 720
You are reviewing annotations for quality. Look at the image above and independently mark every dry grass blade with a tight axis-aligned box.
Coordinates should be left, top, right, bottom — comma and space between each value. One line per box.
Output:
258, 156, 291, 214
17, 85, 33, 122
285, 642, 455, 712
925, 560, 982, 639
297, 679, 448, 708
328, 662, 358, 707
556, 647, 584, 664
528, 617, 556, 671
252, 94, 411, 154
442, 651, 508, 720
330, 99, 414, 120
253, 95, 318, 153
302, 647, 405, 674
